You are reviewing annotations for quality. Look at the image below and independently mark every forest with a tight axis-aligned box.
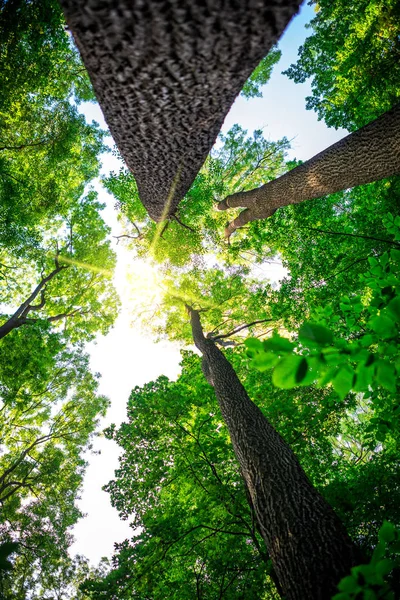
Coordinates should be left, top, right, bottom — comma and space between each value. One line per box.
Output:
0, 0, 399, 598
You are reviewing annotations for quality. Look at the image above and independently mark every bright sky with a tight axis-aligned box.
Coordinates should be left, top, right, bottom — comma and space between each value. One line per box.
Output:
70, 1, 348, 565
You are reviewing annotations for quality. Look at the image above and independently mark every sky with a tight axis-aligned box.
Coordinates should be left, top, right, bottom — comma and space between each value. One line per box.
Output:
70, 1, 348, 565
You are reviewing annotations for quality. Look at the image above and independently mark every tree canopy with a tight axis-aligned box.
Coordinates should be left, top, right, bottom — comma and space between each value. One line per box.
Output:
1, 0, 400, 597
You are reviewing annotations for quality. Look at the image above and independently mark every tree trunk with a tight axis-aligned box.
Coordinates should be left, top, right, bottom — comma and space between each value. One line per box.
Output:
188, 306, 362, 599
0, 264, 65, 340
218, 102, 400, 237
60, 0, 302, 221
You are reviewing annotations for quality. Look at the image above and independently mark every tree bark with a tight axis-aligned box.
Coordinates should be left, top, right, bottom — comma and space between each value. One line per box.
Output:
187, 306, 362, 599
218, 103, 400, 237
60, 0, 302, 221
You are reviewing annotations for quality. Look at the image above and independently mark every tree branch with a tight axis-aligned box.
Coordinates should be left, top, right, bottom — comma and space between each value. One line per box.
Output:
171, 214, 196, 233
209, 318, 274, 341
0, 139, 48, 152
218, 103, 400, 237
301, 226, 400, 246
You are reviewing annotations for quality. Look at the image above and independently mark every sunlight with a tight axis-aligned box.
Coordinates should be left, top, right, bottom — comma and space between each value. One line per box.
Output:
113, 252, 164, 315
57, 255, 113, 276
149, 165, 182, 257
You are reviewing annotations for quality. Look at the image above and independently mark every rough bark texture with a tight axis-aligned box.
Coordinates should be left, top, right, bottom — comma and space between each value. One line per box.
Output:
188, 306, 362, 599
59, 0, 301, 221
219, 102, 400, 236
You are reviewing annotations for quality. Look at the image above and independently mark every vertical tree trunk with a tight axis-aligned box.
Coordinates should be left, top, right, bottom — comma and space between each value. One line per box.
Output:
188, 306, 362, 599
218, 102, 400, 236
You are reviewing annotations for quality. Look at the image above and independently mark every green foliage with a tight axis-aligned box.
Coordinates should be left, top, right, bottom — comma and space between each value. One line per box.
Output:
283, 0, 400, 129
0, 4, 118, 597
82, 350, 352, 598
247, 222, 400, 402
152, 264, 273, 344
0, 0, 95, 108
241, 49, 282, 98
0, 191, 120, 343
103, 126, 289, 266
333, 522, 400, 600
0, 340, 109, 598
0, 0, 106, 252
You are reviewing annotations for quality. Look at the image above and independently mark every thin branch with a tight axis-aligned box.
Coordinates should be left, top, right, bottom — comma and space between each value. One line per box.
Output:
209, 318, 274, 341
114, 223, 143, 243
321, 256, 369, 284
159, 221, 170, 239
171, 214, 196, 233
301, 226, 400, 247
0, 139, 48, 151
47, 308, 87, 322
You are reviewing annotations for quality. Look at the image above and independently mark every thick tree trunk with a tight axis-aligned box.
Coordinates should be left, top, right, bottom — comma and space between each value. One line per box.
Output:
218, 102, 400, 237
60, 0, 301, 221
188, 306, 362, 599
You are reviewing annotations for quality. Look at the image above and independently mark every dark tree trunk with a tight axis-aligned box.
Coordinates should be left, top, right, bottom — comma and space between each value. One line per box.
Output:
218, 102, 400, 236
0, 264, 65, 340
60, 0, 302, 221
188, 306, 362, 599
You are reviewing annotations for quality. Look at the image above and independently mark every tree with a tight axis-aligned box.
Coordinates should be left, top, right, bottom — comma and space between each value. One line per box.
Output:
0, 191, 119, 343
0, 0, 106, 252
184, 306, 362, 599
60, 0, 301, 220
283, 0, 400, 130
217, 103, 400, 236
0, 342, 109, 599
103, 125, 290, 266
82, 348, 357, 598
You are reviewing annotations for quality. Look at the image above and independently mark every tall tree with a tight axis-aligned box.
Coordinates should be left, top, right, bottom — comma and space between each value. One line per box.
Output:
217, 103, 400, 236
103, 125, 289, 266
82, 349, 358, 598
60, 0, 301, 221
0, 341, 109, 599
283, 0, 400, 130
184, 306, 361, 599
0, 0, 106, 252
0, 191, 119, 342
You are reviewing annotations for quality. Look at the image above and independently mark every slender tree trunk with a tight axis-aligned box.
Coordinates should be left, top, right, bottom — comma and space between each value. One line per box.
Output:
0, 264, 65, 339
218, 102, 400, 237
187, 306, 362, 599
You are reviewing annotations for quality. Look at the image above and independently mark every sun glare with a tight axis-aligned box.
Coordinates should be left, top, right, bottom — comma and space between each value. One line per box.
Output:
113, 251, 164, 316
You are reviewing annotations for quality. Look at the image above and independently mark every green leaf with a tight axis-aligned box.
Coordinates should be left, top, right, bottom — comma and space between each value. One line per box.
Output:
386, 297, 400, 323
298, 323, 334, 347
390, 248, 400, 263
337, 575, 360, 593
379, 521, 396, 543
272, 355, 306, 389
295, 357, 308, 384
376, 361, 397, 393
245, 338, 263, 352
332, 366, 354, 399
375, 558, 395, 577
371, 542, 385, 564
369, 315, 397, 339
353, 364, 374, 392
252, 352, 279, 371
262, 335, 295, 354
363, 591, 377, 600
360, 334, 374, 348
